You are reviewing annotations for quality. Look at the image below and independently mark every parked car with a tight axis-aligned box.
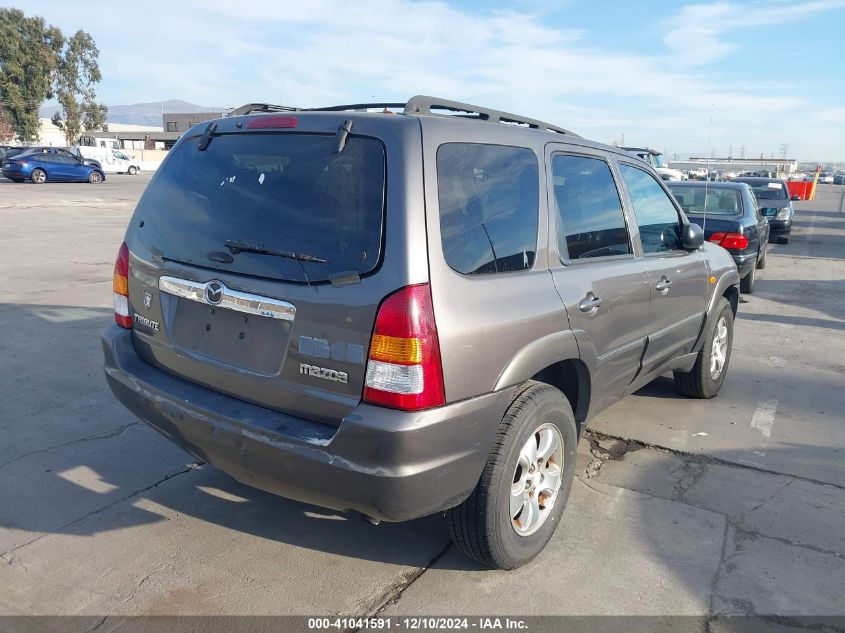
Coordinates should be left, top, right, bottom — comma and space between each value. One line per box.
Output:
620, 146, 687, 181
668, 181, 768, 293
5, 146, 102, 170
733, 177, 794, 244
688, 167, 709, 180
2, 151, 106, 183
102, 96, 739, 570
819, 172, 834, 184
833, 173, 845, 185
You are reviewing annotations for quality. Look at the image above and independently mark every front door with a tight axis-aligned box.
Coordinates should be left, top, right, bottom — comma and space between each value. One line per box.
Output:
617, 161, 708, 374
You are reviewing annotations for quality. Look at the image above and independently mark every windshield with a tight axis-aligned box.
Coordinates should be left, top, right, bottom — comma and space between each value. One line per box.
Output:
132, 132, 386, 283
668, 185, 742, 215
748, 183, 787, 200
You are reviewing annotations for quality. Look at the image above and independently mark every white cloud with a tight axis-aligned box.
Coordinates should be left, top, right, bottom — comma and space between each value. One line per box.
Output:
662, 0, 845, 65
16, 0, 845, 159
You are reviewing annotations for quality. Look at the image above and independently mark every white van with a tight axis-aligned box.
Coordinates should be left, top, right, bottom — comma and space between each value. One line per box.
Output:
73, 146, 141, 175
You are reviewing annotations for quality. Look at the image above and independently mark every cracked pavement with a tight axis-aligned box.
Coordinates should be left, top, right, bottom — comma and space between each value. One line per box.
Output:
1, 178, 843, 621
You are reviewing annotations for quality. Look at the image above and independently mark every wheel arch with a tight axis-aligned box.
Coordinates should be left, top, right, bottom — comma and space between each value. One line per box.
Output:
493, 330, 591, 434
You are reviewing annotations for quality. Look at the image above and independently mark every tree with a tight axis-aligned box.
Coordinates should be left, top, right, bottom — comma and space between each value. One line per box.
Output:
0, 8, 64, 143
0, 108, 14, 144
51, 30, 108, 145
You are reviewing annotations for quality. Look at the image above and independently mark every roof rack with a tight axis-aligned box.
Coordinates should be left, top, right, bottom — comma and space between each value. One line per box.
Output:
402, 96, 579, 137
227, 95, 579, 136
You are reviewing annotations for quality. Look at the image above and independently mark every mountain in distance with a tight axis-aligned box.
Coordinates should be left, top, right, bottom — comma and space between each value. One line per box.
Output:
39, 99, 225, 127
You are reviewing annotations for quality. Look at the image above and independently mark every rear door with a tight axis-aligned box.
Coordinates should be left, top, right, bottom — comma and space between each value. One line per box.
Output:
124, 116, 414, 426
617, 161, 708, 374
546, 147, 651, 412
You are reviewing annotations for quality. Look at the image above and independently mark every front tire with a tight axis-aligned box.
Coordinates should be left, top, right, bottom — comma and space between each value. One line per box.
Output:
446, 381, 577, 570
674, 297, 733, 398
30, 168, 47, 184
88, 171, 103, 184
127, 165, 137, 175
778, 236, 790, 245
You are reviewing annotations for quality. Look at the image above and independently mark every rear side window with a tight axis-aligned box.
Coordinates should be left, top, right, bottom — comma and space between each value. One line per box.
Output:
619, 164, 682, 254
552, 154, 631, 260
133, 132, 385, 283
437, 143, 538, 275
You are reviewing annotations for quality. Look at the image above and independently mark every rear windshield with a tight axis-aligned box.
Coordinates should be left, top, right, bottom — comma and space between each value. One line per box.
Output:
668, 185, 742, 215
747, 182, 787, 201
133, 132, 386, 283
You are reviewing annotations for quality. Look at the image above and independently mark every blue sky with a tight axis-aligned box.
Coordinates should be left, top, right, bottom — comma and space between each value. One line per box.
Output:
7, 0, 845, 160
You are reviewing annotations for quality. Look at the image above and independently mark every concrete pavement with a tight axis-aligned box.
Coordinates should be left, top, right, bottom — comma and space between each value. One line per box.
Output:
0, 177, 842, 624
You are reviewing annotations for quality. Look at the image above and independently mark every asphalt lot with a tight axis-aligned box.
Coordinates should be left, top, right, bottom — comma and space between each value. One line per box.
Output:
0, 175, 843, 623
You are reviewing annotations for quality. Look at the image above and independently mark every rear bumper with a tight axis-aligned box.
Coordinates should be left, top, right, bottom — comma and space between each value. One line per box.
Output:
102, 325, 511, 522
733, 253, 757, 278
1, 168, 27, 179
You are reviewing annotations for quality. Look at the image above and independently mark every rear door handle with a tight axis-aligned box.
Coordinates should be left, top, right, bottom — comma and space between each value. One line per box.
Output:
579, 294, 602, 315
655, 277, 673, 294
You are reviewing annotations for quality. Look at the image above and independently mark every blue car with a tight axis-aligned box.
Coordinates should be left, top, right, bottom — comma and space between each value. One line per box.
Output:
1, 151, 106, 184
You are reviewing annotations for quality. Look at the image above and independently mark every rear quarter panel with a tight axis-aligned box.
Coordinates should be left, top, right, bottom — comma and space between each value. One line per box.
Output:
420, 119, 574, 403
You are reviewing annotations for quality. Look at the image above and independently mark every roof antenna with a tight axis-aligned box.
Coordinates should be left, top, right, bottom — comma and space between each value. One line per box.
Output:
702, 104, 715, 233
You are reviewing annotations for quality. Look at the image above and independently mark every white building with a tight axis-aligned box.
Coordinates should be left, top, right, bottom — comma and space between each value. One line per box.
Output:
35, 118, 163, 148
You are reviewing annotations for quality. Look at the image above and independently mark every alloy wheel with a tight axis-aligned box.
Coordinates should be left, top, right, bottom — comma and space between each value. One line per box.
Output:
510, 423, 564, 536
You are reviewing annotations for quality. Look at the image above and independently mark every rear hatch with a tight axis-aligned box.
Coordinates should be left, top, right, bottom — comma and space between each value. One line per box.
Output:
124, 117, 394, 426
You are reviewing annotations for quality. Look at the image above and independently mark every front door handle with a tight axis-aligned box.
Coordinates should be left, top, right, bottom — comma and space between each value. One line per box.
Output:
579, 293, 603, 315
655, 276, 673, 294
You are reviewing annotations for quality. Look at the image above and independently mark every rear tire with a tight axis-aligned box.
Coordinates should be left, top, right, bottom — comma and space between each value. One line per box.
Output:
778, 236, 790, 245
756, 245, 767, 269
674, 297, 733, 399
740, 264, 755, 293
446, 381, 577, 570
30, 168, 46, 184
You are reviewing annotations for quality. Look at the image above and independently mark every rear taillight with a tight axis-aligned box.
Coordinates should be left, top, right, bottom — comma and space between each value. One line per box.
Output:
708, 232, 748, 250
363, 284, 445, 411
113, 242, 132, 329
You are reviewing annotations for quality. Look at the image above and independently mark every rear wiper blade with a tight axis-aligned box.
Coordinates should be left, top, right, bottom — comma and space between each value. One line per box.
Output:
224, 240, 329, 264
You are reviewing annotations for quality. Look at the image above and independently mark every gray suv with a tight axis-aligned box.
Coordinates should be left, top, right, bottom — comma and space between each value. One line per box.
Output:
103, 96, 740, 570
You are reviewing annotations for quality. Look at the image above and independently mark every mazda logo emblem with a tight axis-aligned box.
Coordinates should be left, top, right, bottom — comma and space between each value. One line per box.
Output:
205, 280, 224, 305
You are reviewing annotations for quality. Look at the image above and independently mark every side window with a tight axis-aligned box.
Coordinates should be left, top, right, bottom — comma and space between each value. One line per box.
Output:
437, 143, 538, 275
551, 154, 631, 260
619, 164, 682, 254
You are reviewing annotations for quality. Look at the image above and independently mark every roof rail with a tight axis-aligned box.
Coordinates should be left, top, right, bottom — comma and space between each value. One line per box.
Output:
226, 103, 300, 117
403, 95, 579, 137
227, 95, 579, 136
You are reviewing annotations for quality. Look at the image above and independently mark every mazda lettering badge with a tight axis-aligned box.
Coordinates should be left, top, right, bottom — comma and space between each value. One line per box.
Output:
205, 280, 224, 305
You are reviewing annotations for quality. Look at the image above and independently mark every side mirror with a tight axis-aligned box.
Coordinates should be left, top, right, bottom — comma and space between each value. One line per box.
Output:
791, 195, 801, 201
682, 223, 704, 250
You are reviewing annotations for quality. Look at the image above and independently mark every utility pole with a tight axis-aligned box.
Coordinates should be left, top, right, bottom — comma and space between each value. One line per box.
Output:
740, 146, 746, 159
780, 143, 790, 159
729, 145, 733, 159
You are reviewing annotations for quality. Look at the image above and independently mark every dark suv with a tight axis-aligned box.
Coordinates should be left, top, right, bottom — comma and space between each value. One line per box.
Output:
103, 96, 740, 570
